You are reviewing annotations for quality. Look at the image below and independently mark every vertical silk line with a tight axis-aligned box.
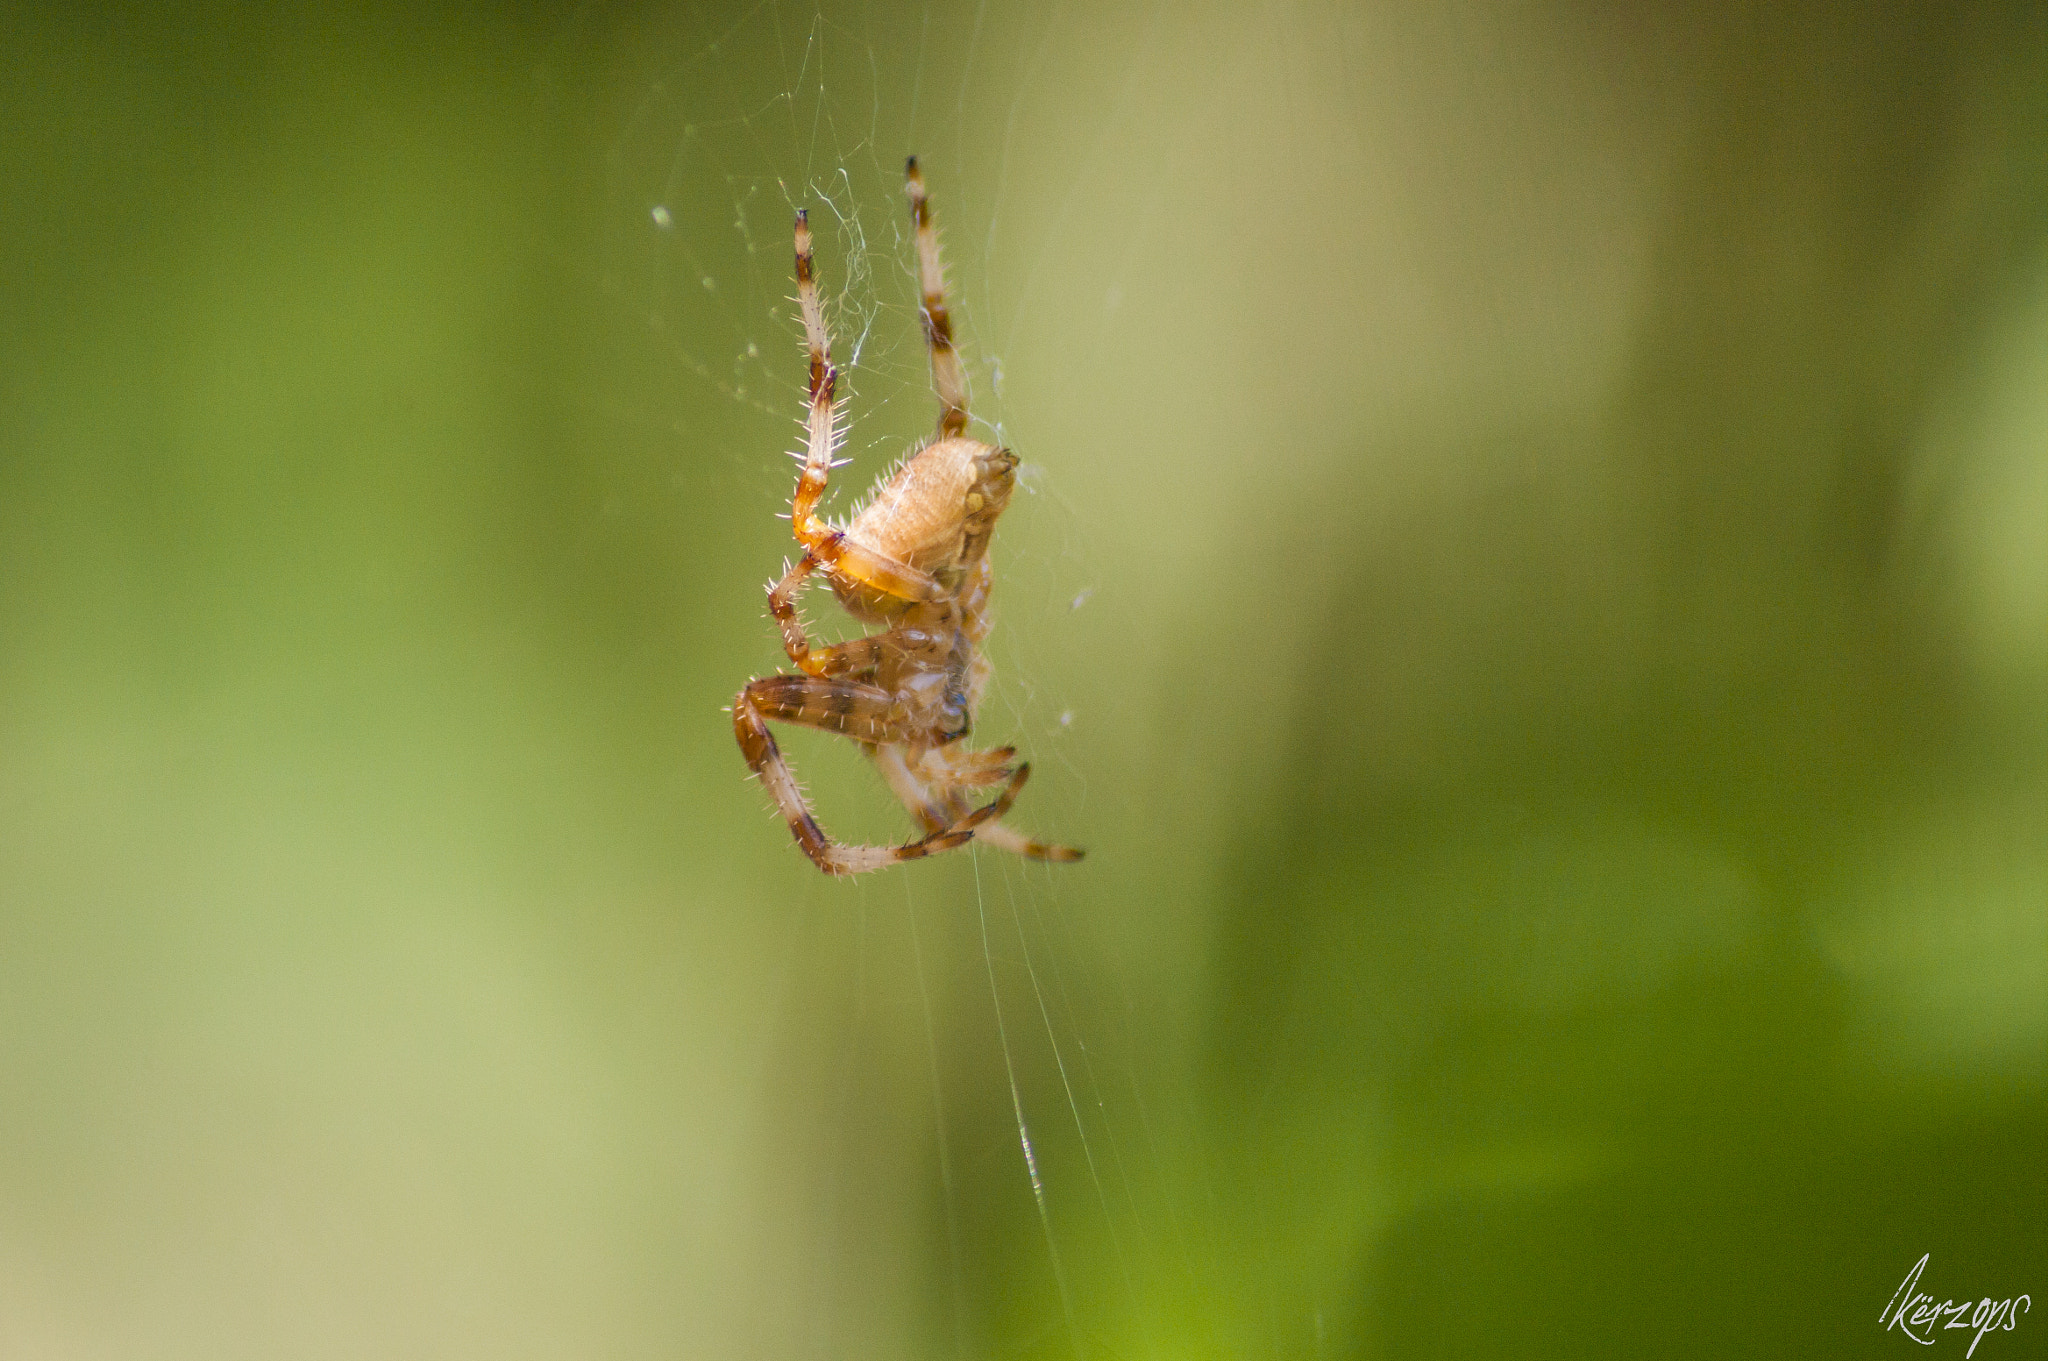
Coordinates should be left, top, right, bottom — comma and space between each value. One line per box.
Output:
974, 848, 1081, 1353
1006, 866, 1153, 1342
907, 876, 972, 1360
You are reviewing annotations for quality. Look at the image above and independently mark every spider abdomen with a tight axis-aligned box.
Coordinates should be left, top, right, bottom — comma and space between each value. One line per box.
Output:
832, 437, 1015, 620
846, 438, 1013, 571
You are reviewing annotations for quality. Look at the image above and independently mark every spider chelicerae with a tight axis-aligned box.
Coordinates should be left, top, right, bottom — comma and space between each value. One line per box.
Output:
730, 158, 1084, 876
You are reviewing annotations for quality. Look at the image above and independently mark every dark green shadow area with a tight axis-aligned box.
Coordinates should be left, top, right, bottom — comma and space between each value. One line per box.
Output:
1192, 4, 2048, 1353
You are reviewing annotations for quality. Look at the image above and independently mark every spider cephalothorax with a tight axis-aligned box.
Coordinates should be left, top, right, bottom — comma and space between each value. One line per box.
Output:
730, 159, 1083, 876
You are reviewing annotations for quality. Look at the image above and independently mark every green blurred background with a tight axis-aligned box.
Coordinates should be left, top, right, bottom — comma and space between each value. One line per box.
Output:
2, 0, 2043, 1357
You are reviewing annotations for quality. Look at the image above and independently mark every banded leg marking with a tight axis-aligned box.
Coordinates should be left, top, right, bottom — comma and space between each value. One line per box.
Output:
788, 208, 945, 603
905, 157, 969, 439
734, 688, 972, 875
735, 685, 1031, 877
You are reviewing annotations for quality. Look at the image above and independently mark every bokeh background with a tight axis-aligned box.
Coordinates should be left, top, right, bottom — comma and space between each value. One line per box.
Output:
3, 1, 2043, 1357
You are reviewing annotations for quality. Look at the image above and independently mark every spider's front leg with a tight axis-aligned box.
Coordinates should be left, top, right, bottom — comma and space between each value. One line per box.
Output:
765, 555, 889, 679
905, 157, 969, 440
786, 210, 945, 606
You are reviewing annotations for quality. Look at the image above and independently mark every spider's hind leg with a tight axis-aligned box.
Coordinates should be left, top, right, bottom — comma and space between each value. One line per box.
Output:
733, 682, 1029, 877
735, 686, 967, 875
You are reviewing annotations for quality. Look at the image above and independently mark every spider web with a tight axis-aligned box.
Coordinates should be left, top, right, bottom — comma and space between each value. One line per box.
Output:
598, 5, 1160, 1358
592, 6, 2048, 1351
604, 0, 1102, 730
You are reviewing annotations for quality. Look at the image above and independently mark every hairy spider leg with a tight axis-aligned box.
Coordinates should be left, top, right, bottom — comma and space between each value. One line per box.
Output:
732, 681, 1031, 876
742, 673, 946, 745
917, 744, 1085, 863
872, 743, 967, 833
871, 742, 1016, 829
766, 556, 896, 679
966, 820, 1086, 863
952, 554, 995, 668
871, 741, 1082, 864
905, 158, 969, 439
734, 693, 974, 875
786, 210, 944, 605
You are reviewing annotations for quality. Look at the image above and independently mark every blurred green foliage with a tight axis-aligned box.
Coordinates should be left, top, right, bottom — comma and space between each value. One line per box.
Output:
1, 1, 2042, 1358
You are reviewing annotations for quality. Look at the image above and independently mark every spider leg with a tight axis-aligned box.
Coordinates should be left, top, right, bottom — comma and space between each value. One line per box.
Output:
874, 744, 1081, 863
796, 636, 886, 680
742, 674, 912, 745
787, 210, 945, 605
919, 744, 1086, 864
873, 742, 1017, 833
766, 555, 824, 671
766, 556, 889, 679
968, 820, 1086, 864
905, 157, 969, 439
733, 684, 1028, 877
924, 742, 1018, 787
734, 688, 973, 875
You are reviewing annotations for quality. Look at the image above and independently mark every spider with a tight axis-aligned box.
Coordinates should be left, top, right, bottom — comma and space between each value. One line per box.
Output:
730, 158, 1084, 876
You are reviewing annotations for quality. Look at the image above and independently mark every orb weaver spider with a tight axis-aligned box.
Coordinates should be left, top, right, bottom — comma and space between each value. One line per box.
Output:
730, 159, 1084, 876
